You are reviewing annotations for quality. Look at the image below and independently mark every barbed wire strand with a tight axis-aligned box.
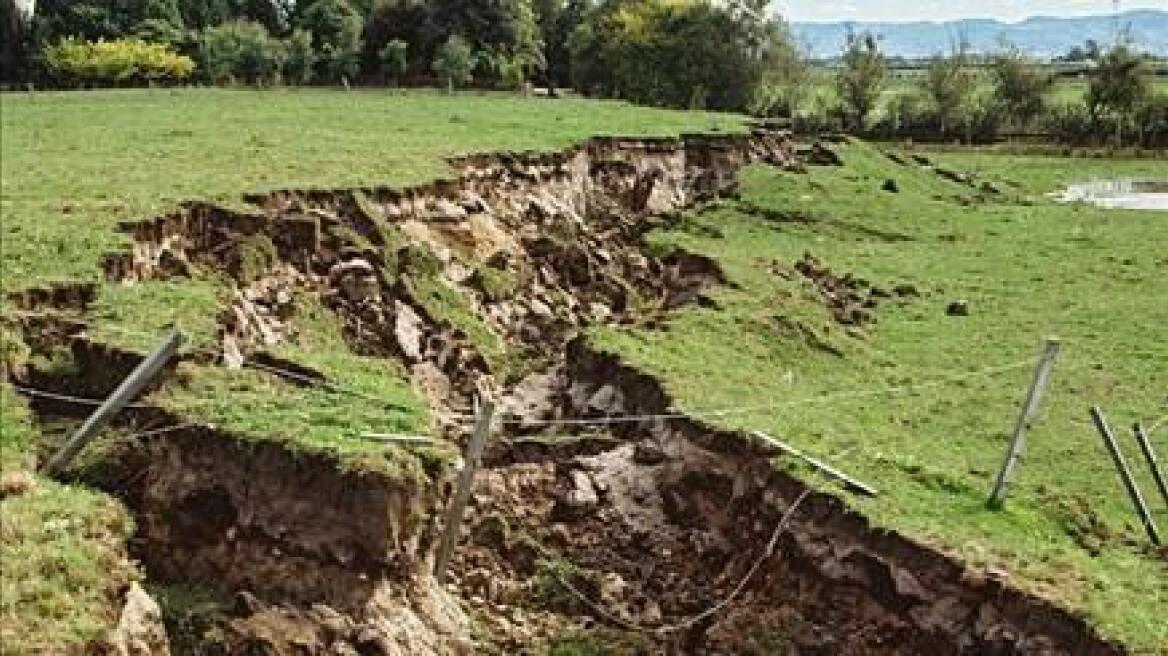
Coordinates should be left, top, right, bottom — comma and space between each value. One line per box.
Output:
122, 421, 200, 440
9, 383, 151, 409
6, 307, 1054, 430
489, 358, 1035, 428
549, 489, 812, 635
4, 307, 397, 407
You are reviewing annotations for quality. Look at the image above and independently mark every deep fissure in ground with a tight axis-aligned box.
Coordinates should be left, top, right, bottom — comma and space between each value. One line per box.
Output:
6, 132, 1124, 654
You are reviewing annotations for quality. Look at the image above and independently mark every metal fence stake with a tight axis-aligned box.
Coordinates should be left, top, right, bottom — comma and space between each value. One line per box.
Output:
1133, 423, 1168, 510
434, 397, 495, 582
1091, 407, 1161, 546
42, 329, 184, 476
987, 338, 1060, 508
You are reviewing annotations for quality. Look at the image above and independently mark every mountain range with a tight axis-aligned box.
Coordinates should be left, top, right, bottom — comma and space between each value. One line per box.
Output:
791, 10, 1168, 59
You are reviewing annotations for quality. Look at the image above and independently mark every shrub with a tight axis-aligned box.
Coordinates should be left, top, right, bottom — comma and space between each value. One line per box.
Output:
43, 38, 194, 86
198, 20, 285, 85
1134, 93, 1168, 148
1043, 102, 1098, 145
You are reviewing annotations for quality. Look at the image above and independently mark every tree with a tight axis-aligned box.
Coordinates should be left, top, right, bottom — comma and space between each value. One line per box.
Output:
922, 42, 977, 138
432, 34, 474, 91
361, 0, 427, 78
568, 0, 781, 111
989, 43, 1054, 132
1, 0, 33, 83
425, 0, 543, 85
32, 0, 184, 44
750, 17, 810, 120
379, 38, 408, 85
284, 28, 315, 83
835, 31, 885, 132
1086, 42, 1151, 143
295, 0, 363, 81
176, 0, 289, 33
534, 0, 585, 91
198, 19, 284, 84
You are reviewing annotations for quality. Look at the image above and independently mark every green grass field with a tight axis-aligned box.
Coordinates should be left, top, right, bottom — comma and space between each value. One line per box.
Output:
1, 88, 1165, 653
0, 88, 745, 652
594, 143, 1167, 651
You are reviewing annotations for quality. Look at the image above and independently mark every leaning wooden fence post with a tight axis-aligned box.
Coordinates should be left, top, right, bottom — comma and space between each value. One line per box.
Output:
434, 397, 495, 583
1133, 423, 1168, 510
987, 338, 1060, 508
1090, 408, 1161, 546
43, 329, 184, 476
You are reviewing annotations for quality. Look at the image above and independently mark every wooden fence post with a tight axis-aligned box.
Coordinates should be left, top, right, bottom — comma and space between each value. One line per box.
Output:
434, 397, 495, 583
43, 329, 184, 476
987, 338, 1060, 508
1091, 407, 1161, 546
1133, 423, 1168, 510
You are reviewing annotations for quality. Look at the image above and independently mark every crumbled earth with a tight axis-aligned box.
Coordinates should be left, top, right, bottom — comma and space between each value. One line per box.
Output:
793, 253, 919, 328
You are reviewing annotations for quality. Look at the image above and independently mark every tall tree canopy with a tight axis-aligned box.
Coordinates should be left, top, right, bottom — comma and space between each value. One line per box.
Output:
295, 0, 364, 80
571, 0, 791, 111
177, 0, 291, 34
33, 0, 184, 43
424, 0, 542, 78
1, 0, 33, 82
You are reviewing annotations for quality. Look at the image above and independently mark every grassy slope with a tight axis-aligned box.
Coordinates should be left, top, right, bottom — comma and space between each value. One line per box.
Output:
0, 88, 745, 650
0, 87, 744, 454
0, 390, 136, 654
0, 87, 744, 293
594, 144, 1167, 651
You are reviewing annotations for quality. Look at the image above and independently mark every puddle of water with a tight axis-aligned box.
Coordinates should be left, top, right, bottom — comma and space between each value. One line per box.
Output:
1058, 179, 1168, 211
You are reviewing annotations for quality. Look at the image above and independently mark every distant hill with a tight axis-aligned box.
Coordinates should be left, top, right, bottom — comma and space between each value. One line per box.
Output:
792, 10, 1168, 60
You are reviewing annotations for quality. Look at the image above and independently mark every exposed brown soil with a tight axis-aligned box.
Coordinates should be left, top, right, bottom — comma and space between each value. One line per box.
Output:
793, 253, 919, 328
447, 343, 1124, 655
5, 130, 1127, 655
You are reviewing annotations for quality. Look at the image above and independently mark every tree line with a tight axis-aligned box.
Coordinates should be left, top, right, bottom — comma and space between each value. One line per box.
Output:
0, 0, 799, 111
826, 33, 1167, 148
0, 0, 1163, 146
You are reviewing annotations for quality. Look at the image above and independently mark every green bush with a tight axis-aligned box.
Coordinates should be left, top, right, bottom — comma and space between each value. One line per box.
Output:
1134, 93, 1168, 148
43, 38, 194, 85
198, 20, 285, 85
1044, 101, 1100, 145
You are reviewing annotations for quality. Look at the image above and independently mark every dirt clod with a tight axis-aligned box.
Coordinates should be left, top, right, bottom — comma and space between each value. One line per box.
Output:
947, 299, 971, 316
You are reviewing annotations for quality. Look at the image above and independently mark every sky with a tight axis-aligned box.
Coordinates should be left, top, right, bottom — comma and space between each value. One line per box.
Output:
779, 0, 1168, 23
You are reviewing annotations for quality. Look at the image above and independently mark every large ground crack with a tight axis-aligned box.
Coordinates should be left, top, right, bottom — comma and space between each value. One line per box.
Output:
4, 133, 1122, 655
